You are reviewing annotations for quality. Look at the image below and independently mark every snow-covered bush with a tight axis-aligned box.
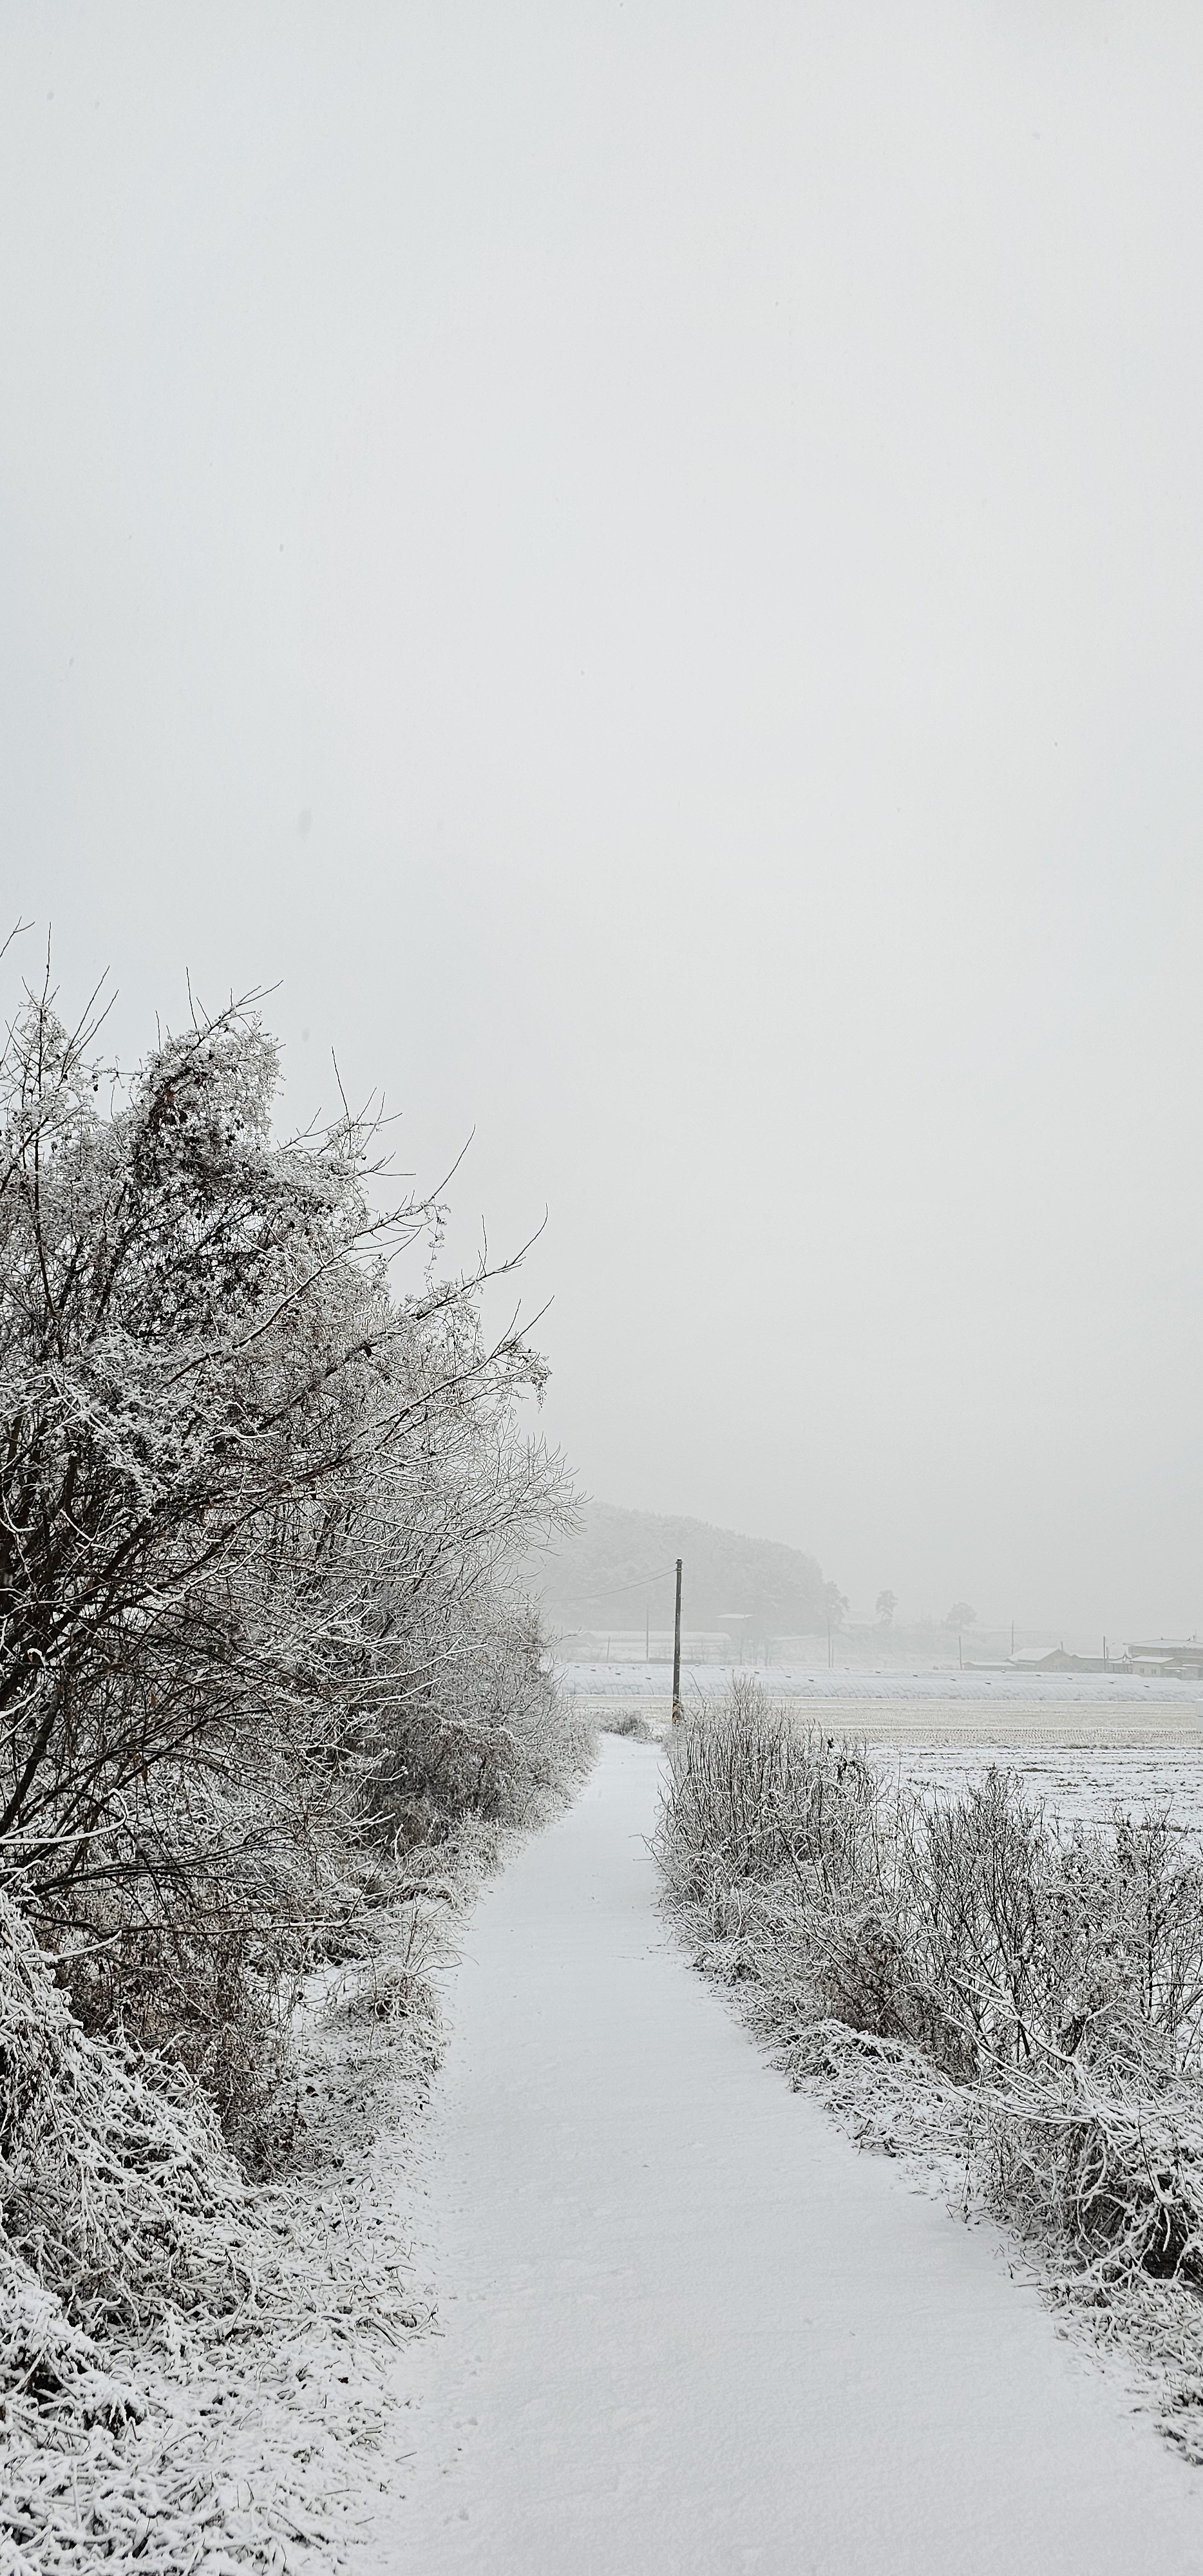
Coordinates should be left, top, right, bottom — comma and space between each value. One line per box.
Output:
658, 1685, 1203, 2331
0, 968, 580, 2144
0, 958, 586, 2560
1, 1864, 455, 2571
0, 1880, 252, 2344
660, 1676, 878, 1902
370, 1598, 592, 1848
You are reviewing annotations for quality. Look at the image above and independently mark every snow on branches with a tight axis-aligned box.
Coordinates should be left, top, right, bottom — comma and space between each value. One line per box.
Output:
0, 962, 585, 2552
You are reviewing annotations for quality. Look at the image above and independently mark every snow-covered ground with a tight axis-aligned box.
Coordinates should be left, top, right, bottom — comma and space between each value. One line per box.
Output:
563, 1661, 1203, 1745
873, 1739, 1203, 1832
368, 1737, 1203, 2575
561, 1663, 1203, 1701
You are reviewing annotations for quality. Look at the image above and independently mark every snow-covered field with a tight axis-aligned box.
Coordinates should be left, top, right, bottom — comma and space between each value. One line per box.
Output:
565, 1661, 1203, 1747
872, 1739, 1203, 1832
578, 1659, 1203, 1826
368, 1738, 1203, 2574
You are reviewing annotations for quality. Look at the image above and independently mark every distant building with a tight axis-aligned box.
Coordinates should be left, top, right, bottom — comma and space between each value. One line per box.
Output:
1007, 1647, 1108, 1674
1002, 1643, 1203, 1679
1124, 1641, 1203, 1680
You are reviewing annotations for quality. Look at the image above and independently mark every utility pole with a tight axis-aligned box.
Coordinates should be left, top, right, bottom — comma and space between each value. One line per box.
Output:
671, 1558, 683, 1724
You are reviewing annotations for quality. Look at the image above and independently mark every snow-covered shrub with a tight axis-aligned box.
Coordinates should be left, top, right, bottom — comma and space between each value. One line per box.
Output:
370, 1598, 592, 1847
980, 2070, 1203, 2289
1, 1870, 453, 2571
0, 958, 585, 2558
0, 1880, 253, 2346
659, 1678, 878, 1900
658, 1685, 1203, 2313
0, 971, 578, 2146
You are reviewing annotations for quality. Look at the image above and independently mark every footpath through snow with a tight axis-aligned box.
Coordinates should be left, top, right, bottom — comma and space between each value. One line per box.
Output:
372, 1737, 1203, 2575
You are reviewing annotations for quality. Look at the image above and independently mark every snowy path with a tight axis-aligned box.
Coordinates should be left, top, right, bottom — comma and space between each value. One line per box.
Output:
376, 1738, 1203, 2573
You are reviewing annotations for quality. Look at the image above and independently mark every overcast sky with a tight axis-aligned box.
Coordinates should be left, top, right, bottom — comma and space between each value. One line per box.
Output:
3, 3, 1202, 1638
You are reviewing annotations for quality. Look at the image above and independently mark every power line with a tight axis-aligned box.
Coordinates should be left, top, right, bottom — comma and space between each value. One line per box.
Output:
567, 1562, 681, 1605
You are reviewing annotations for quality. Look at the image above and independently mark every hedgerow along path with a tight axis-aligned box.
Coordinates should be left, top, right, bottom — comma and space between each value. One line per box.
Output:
372, 1736, 1203, 2575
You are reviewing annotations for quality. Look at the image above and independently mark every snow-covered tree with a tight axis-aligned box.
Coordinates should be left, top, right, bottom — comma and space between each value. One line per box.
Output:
0, 969, 577, 2120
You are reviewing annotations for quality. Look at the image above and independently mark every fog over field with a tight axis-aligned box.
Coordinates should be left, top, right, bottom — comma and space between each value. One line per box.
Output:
4, 5, 1202, 1637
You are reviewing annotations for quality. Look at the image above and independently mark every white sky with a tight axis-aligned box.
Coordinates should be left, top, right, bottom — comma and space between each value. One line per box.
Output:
3, 2, 1202, 1639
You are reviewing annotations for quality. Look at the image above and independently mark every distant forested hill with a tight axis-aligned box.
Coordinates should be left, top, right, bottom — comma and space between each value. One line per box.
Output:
522, 1501, 829, 1637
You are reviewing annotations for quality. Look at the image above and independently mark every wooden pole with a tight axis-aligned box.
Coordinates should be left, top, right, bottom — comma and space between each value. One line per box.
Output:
671, 1557, 683, 1724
